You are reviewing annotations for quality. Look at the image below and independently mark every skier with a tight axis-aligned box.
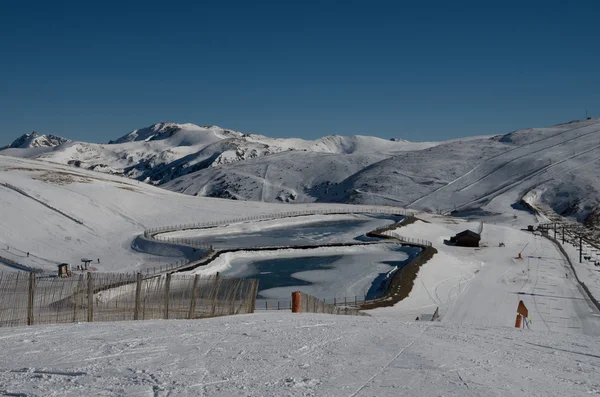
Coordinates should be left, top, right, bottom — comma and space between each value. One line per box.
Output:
26, 252, 29, 257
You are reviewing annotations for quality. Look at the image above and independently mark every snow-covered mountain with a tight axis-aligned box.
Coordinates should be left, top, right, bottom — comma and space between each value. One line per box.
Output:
1, 122, 435, 185
165, 119, 600, 225
2, 119, 600, 226
4, 131, 71, 149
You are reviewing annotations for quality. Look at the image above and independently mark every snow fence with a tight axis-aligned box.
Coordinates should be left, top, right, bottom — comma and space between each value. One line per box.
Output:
0, 272, 258, 328
292, 291, 367, 316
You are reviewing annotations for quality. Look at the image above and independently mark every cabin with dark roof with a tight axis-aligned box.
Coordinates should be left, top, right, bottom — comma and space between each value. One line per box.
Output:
450, 230, 481, 247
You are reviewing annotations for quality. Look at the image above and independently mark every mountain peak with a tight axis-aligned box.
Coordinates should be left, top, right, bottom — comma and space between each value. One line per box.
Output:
108, 122, 241, 144
8, 131, 70, 149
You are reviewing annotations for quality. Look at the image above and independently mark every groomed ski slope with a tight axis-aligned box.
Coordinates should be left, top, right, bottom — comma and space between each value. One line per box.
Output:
413, 119, 600, 214
373, 213, 600, 336
1, 313, 599, 396
2, 152, 600, 395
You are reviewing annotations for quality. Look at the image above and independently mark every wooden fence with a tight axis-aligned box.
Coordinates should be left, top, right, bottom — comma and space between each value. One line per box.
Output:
0, 272, 258, 328
293, 292, 367, 316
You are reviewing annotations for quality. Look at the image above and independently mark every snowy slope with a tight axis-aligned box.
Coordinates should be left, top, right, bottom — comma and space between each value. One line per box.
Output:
373, 213, 600, 336
0, 155, 358, 273
323, 119, 600, 225
0, 123, 435, 187
1, 313, 600, 396
3, 119, 600, 226
161, 119, 600, 225
163, 150, 390, 202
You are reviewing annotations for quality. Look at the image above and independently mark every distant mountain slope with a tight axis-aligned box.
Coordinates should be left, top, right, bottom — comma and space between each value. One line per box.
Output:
163, 150, 390, 202
5, 131, 70, 149
170, 119, 600, 225
1, 123, 433, 185
341, 119, 600, 224
3, 119, 599, 225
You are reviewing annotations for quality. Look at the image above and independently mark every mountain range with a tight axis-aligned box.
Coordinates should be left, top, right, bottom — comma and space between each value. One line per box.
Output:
2, 119, 599, 225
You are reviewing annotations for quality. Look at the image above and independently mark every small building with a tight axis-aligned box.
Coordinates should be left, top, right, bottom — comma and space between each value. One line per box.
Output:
57, 263, 72, 278
450, 230, 480, 247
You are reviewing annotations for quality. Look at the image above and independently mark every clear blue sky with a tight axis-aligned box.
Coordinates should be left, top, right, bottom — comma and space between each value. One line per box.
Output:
1, 0, 599, 144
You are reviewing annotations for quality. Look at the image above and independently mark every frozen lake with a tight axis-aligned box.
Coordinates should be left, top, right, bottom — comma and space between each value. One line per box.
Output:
178, 214, 419, 301
168, 214, 404, 249
221, 245, 422, 302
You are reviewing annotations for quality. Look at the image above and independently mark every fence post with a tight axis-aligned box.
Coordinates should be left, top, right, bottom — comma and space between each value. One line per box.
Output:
27, 272, 36, 326
211, 273, 221, 316
134, 272, 143, 320
164, 273, 171, 319
292, 291, 301, 313
229, 280, 241, 315
249, 280, 259, 314
188, 275, 200, 319
87, 272, 94, 323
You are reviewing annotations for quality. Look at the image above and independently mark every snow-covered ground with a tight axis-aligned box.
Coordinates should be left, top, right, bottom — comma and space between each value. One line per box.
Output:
0, 156, 376, 273
373, 213, 600, 336
557, 234, 600, 308
1, 313, 600, 397
3, 125, 600, 396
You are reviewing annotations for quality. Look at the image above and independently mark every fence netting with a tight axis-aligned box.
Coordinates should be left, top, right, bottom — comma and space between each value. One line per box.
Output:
0, 272, 258, 328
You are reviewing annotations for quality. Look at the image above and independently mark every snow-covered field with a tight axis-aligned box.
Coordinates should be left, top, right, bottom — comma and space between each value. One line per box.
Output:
2, 118, 600, 396
1, 313, 600, 397
0, 156, 373, 273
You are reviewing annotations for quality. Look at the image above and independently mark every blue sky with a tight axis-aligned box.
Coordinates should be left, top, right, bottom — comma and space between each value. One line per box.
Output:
1, 0, 599, 144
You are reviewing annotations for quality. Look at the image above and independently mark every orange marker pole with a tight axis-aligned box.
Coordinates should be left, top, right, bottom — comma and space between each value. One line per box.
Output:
292, 291, 301, 313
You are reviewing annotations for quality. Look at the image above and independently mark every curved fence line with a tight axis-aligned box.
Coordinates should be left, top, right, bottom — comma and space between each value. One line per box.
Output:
144, 207, 413, 238
139, 206, 418, 277
0, 255, 43, 274
536, 222, 600, 311
379, 230, 433, 247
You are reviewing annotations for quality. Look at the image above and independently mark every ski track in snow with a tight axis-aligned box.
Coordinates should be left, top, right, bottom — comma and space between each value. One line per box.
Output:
1, 314, 600, 396
2, 122, 600, 395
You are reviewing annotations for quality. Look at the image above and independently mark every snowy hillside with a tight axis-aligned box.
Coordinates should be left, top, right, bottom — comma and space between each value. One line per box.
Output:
1, 153, 600, 397
0, 122, 434, 187
163, 118, 600, 224
3, 119, 600, 225
0, 156, 355, 273
163, 150, 390, 202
